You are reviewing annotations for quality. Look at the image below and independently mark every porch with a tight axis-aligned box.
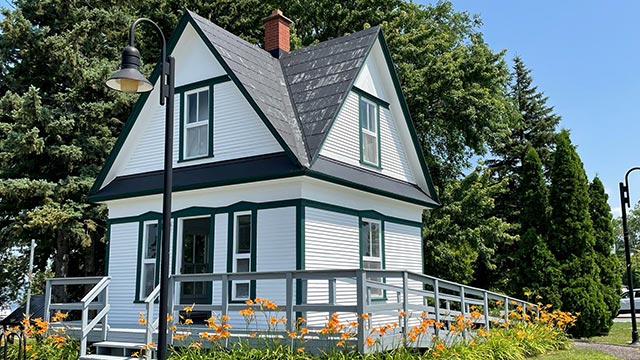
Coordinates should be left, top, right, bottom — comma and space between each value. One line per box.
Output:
44, 269, 538, 359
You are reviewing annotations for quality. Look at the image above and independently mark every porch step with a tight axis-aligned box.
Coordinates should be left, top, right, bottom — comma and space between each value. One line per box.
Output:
84, 341, 154, 359
80, 355, 136, 360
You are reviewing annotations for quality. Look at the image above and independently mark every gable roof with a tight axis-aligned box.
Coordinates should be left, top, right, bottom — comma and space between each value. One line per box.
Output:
279, 26, 380, 161
188, 11, 309, 167
90, 11, 438, 207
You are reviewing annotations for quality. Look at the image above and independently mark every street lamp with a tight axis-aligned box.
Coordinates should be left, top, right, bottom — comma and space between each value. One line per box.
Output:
619, 166, 640, 346
106, 18, 175, 360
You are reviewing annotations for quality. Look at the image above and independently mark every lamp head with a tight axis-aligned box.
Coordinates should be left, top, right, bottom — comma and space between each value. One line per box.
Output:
106, 45, 153, 93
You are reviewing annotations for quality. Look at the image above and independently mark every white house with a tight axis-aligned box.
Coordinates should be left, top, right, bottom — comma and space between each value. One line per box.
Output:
41, 9, 535, 359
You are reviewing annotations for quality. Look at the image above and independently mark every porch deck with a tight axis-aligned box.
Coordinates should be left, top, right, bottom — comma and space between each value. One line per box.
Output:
44, 269, 538, 358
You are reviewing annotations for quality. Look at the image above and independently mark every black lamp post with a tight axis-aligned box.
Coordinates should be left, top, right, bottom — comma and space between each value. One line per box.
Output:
106, 18, 175, 360
619, 166, 640, 346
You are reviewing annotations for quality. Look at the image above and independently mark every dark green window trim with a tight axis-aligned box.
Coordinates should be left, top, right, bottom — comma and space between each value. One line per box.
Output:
227, 208, 258, 303
358, 93, 382, 170
359, 216, 387, 301
177, 75, 229, 163
133, 213, 163, 303
352, 86, 390, 109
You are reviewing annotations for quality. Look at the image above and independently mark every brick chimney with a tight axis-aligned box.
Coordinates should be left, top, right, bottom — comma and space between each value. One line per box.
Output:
262, 9, 292, 58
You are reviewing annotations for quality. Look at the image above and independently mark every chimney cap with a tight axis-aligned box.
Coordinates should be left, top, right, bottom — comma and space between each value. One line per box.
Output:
262, 9, 293, 25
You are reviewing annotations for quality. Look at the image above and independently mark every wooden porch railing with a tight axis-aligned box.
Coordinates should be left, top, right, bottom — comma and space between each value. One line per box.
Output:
167, 269, 538, 353
44, 276, 110, 357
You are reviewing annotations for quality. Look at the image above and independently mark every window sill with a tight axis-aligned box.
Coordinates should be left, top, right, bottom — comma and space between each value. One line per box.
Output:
359, 160, 382, 170
178, 154, 214, 163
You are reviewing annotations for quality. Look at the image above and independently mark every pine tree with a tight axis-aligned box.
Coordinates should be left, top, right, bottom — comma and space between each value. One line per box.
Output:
589, 176, 622, 331
513, 146, 561, 307
549, 130, 608, 337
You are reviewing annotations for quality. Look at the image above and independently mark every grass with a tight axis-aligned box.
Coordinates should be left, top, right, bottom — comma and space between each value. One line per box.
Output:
587, 322, 632, 345
535, 348, 619, 359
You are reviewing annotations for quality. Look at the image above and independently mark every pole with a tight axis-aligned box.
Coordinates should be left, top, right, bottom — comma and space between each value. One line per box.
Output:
25, 239, 36, 319
621, 179, 639, 345
156, 55, 175, 360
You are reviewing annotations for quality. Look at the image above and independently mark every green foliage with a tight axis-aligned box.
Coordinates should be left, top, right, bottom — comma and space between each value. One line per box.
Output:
513, 147, 561, 307
491, 57, 561, 174
423, 167, 516, 285
549, 131, 608, 337
589, 177, 622, 329
384, 1, 511, 187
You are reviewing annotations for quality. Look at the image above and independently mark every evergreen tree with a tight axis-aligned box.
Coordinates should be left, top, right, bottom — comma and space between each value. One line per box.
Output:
549, 130, 608, 337
590, 176, 622, 330
423, 167, 516, 285
491, 57, 561, 173
513, 146, 561, 307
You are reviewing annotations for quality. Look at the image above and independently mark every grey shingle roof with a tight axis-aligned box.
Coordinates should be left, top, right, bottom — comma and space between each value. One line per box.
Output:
280, 27, 380, 160
189, 11, 309, 167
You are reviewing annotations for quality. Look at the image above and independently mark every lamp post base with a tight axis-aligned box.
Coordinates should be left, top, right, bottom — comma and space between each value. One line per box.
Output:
630, 331, 640, 346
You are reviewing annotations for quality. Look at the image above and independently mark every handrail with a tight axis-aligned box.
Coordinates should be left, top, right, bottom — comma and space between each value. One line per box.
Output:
44, 276, 111, 357
169, 269, 538, 350
144, 284, 161, 359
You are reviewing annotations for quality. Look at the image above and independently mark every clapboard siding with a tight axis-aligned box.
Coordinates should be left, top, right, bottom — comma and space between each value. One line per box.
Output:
213, 81, 282, 160
319, 91, 415, 183
121, 80, 282, 176
256, 207, 296, 303
108, 222, 146, 327
304, 207, 360, 326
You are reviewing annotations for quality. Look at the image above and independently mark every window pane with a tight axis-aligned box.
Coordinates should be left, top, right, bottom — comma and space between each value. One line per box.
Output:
236, 258, 250, 272
198, 91, 209, 122
187, 93, 197, 124
194, 234, 207, 264
367, 103, 376, 132
362, 221, 371, 257
364, 260, 381, 270
363, 133, 377, 164
237, 215, 251, 253
143, 263, 155, 297
186, 125, 208, 158
371, 223, 380, 258
235, 283, 250, 299
145, 223, 158, 259
360, 100, 368, 128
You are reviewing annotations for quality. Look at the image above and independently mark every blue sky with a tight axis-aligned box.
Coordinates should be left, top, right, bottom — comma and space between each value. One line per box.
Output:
417, 0, 640, 216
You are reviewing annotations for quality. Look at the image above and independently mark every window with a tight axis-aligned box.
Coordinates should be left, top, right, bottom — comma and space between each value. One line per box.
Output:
183, 88, 210, 159
361, 219, 383, 298
232, 213, 252, 301
359, 97, 379, 167
140, 221, 158, 299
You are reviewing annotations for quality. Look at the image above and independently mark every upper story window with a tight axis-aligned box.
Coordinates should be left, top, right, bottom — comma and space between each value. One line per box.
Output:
183, 88, 211, 159
359, 97, 380, 167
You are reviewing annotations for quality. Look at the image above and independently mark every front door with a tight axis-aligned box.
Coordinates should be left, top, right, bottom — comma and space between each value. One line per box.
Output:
179, 217, 211, 304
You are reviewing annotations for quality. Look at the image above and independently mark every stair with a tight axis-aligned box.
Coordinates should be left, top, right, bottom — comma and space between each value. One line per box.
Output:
79, 341, 154, 360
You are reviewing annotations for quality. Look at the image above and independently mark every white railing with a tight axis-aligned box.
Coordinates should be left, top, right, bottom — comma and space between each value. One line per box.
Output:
143, 284, 161, 359
168, 270, 537, 353
44, 276, 111, 357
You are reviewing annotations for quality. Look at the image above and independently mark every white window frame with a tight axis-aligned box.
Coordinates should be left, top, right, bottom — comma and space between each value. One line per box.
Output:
139, 220, 159, 300
361, 218, 383, 298
232, 211, 252, 301
359, 97, 379, 166
183, 87, 210, 160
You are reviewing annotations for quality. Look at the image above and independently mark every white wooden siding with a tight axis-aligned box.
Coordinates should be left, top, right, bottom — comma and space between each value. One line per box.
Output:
211, 213, 227, 305
107, 222, 146, 327
319, 91, 415, 183
256, 207, 296, 301
111, 22, 282, 179
384, 222, 423, 327
304, 207, 360, 326
212, 81, 282, 160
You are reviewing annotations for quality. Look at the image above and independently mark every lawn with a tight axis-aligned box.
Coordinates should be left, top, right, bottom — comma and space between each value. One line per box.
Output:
535, 348, 618, 359
587, 322, 632, 345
